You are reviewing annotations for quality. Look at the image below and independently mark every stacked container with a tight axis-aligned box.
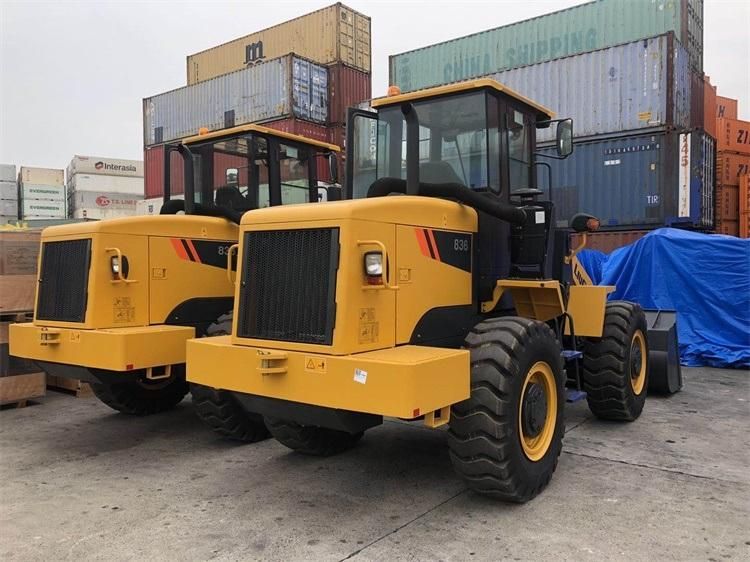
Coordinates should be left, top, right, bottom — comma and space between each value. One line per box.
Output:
712, 97, 750, 236
17, 167, 66, 221
66, 156, 144, 220
0, 165, 18, 224
143, 3, 372, 198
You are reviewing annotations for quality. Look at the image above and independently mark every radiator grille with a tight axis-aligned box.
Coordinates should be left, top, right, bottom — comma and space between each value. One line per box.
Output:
36, 239, 91, 322
237, 228, 339, 344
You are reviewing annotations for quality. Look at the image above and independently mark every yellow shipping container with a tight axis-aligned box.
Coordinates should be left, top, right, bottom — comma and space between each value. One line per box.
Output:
187, 3, 371, 85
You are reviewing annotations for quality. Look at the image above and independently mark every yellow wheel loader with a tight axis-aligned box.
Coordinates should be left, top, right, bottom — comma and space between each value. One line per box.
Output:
186, 79, 653, 501
10, 125, 339, 437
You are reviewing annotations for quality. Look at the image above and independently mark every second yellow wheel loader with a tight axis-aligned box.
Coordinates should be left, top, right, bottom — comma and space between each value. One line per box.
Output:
10, 125, 339, 438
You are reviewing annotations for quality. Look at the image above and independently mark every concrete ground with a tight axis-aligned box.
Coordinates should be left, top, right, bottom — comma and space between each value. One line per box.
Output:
0, 367, 748, 561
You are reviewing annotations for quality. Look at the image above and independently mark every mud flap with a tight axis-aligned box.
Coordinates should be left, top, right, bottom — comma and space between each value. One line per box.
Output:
644, 310, 683, 394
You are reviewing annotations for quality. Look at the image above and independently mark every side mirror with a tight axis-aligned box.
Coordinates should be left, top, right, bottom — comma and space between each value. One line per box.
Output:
570, 213, 600, 233
556, 118, 573, 158
328, 152, 339, 184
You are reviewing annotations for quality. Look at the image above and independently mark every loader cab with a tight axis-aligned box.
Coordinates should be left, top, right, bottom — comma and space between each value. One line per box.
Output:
162, 124, 340, 221
346, 79, 573, 294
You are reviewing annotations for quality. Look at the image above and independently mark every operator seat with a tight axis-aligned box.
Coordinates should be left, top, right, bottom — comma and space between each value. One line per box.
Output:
215, 186, 251, 211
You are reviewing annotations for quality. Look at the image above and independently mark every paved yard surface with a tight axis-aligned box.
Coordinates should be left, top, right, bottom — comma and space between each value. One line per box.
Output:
0, 367, 748, 561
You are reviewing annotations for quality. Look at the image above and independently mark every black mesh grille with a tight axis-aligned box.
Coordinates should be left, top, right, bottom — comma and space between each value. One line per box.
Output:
237, 228, 339, 344
36, 239, 91, 322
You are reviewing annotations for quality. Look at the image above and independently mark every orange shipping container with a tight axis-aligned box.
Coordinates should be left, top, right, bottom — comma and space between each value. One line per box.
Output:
740, 175, 750, 238
717, 153, 750, 186
716, 96, 738, 120
715, 218, 739, 236
186, 3, 371, 85
703, 76, 717, 138
716, 118, 750, 155
716, 184, 739, 222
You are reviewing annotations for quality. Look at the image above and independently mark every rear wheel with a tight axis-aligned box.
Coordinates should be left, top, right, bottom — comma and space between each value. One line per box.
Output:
91, 366, 188, 415
190, 383, 269, 442
582, 301, 648, 421
447, 317, 565, 502
265, 417, 363, 456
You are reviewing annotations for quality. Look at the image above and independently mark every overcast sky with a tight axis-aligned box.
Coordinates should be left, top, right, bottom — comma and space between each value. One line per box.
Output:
1, 0, 748, 170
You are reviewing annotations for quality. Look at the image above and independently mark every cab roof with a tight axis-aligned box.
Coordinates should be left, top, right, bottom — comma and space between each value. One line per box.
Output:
181, 123, 340, 152
371, 78, 555, 121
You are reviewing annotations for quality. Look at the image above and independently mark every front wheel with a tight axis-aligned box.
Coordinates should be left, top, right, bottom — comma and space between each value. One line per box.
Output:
190, 383, 269, 442
447, 317, 565, 503
265, 417, 363, 456
91, 366, 188, 415
582, 301, 649, 421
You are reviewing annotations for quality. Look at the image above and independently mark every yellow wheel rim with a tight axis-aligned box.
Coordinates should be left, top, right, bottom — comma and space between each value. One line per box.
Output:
630, 330, 647, 395
518, 361, 557, 462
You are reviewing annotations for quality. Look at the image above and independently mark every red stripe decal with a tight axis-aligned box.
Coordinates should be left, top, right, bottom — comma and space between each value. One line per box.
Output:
415, 228, 431, 257
427, 229, 441, 261
171, 238, 189, 260
185, 239, 201, 263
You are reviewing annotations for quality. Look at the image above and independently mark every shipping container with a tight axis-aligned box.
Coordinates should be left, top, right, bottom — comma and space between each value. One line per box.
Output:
68, 174, 144, 195
716, 95, 738, 120
21, 199, 66, 219
716, 184, 738, 225
136, 196, 182, 216
739, 174, 749, 238
0, 200, 18, 218
143, 118, 333, 198
20, 183, 66, 202
690, 70, 705, 130
717, 153, 750, 186
488, 34, 690, 142
67, 155, 143, 179
0, 164, 16, 183
389, 0, 703, 92
0, 181, 16, 200
69, 191, 143, 221
18, 167, 63, 187
570, 229, 649, 254
715, 218, 739, 236
144, 54, 329, 147
538, 129, 715, 229
715, 118, 750, 155
327, 63, 371, 124
187, 3, 371, 84
72, 208, 137, 221
703, 75, 717, 138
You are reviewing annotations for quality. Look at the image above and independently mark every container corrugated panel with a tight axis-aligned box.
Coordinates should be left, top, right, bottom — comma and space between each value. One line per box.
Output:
739, 174, 749, 238
717, 153, 750, 186
21, 199, 66, 219
389, 0, 702, 92
703, 75, 717, 138
18, 167, 64, 187
327, 63, 372, 124
69, 191, 142, 213
538, 129, 714, 229
143, 55, 329, 147
143, 118, 333, 198
0, 164, 16, 183
187, 3, 371, 84
67, 156, 143, 179
716, 95, 738, 120
20, 184, 66, 202
0, 181, 16, 200
68, 174, 144, 195
715, 118, 750, 155
0, 200, 18, 217
491, 34, 690, 142
690, 70, 705, 130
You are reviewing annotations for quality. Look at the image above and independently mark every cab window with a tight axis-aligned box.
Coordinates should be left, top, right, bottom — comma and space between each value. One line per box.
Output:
279, 143, 311, 204
507, 108, 532, 191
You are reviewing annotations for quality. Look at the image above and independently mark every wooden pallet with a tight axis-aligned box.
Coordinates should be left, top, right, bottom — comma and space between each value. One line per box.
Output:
0, 372, 46, 408
0, 230, 41, 315
46, 375, 93, 398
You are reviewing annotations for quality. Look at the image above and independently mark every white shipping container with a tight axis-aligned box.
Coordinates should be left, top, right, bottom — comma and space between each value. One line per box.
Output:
20, 183, 66, 202
69, 191, 142, 213
72, 208, 138, 220
136, 195, 182, 216
68, 174, 144, 195
0, 199, 18, 217
19, 166, 64, 186
0, 181, 17, 200
21, 199, 66, 218
0, 164, 16, 183
143, 54, 328, 147
67, 155, 143, 179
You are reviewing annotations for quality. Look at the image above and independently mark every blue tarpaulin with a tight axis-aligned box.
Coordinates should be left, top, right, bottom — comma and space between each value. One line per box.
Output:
579, 229, 750, 368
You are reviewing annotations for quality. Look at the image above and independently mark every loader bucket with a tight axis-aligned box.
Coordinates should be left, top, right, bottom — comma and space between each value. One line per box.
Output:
644, 310, 683, 394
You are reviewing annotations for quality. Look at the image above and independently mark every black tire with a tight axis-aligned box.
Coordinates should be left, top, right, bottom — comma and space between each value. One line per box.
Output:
582, 301, 648, 421
190, 383, 269, 442
91, 368, 188, 415
447, 317, 565, 503
265, 417, 363, 456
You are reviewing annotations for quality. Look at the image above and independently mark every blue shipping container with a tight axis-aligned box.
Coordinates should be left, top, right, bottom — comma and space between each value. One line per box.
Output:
538, 129, 714, 229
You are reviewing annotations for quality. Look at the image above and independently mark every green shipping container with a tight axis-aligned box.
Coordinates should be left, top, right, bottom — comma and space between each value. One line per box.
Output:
389, 0, 703, 92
